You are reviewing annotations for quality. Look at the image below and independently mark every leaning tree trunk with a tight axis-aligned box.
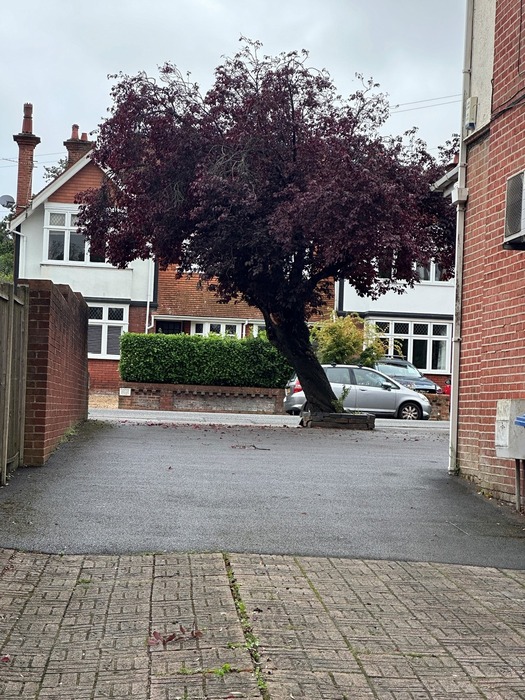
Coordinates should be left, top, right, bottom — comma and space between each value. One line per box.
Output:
262, 307, 339, 414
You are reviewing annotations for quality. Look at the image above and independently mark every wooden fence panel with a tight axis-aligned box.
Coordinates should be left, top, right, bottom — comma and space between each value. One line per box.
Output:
0, 282, 28, 486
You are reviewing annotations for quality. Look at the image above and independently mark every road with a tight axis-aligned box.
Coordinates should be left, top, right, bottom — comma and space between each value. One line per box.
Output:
0, 409, 523, 568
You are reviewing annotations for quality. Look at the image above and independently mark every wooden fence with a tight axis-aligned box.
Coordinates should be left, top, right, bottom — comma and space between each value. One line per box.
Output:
0, 282, 29, 486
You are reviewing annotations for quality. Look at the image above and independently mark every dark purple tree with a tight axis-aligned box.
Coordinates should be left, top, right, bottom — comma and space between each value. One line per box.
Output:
78, 40, 456, 414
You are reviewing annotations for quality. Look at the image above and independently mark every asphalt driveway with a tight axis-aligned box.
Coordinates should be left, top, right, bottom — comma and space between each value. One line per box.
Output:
0, 412, 524, 568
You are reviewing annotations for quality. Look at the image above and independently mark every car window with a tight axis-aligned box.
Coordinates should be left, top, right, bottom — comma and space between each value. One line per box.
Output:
353, 367, 393, 388
376, 362, 421, 379
325, 367, 352, 384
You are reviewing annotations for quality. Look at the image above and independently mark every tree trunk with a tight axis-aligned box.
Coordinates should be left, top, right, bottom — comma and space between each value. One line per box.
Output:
262, 307, 339, 414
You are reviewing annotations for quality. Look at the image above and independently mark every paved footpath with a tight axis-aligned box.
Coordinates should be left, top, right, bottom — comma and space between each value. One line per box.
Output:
1, 547, 525, 699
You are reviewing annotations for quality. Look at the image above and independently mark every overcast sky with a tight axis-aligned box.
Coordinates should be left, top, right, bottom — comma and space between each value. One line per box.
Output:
0, 0, 466, 204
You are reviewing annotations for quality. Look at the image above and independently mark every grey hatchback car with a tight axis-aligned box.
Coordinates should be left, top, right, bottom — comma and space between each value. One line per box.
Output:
283, 364, 431, 420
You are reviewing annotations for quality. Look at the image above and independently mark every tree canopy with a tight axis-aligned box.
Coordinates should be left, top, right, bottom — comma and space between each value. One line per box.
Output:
78, 40, 456, 414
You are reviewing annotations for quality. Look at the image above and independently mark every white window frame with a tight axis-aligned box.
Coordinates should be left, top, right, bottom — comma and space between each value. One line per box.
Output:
372, 318, 452, 373
43, 204, 108, 266
87, 303, 129, 359
505, 171, 525, 244
190, 320, 242, 338
415, 261, 451, 284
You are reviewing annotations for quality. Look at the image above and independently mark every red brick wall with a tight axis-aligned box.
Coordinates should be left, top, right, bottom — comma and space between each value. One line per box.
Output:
22, 279, 89, 465
88, 359, 120, 390
458, 5, 525, 503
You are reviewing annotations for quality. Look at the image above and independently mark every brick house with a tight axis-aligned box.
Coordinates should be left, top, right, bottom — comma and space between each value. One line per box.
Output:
442, 0, 525, 506
9, 105, 267, 391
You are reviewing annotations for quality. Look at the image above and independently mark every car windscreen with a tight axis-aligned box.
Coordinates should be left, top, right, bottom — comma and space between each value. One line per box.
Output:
376, 363, 422, 379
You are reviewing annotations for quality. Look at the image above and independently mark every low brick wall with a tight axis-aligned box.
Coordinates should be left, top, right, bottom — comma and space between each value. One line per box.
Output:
428, 394, 450, 421
119, 383, 285, 414
117, 384, 449, 419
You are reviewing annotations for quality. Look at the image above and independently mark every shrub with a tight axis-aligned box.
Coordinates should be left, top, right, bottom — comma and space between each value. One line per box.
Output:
119, 332, 292, 388
311, 313, 384, 366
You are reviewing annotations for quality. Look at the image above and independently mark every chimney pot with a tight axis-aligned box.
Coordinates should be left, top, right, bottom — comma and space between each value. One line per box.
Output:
22, 103, 34, 134
81, 132, 88, 141
71, 124, 79, 140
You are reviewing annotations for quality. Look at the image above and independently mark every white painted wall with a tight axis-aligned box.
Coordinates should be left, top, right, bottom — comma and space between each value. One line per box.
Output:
340, 279, 454, 317
17, 200, 151, 302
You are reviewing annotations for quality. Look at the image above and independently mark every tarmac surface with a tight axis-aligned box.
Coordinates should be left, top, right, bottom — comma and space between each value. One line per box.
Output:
1, 409, 525, 698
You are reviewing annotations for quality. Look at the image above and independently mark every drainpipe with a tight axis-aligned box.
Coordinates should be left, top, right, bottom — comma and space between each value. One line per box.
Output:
144, 257, 155, 333
449, 0, 474, 474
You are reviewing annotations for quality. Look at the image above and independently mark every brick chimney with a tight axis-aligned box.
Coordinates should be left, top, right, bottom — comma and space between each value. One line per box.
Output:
12, 103, 41, 215
64, 125, 93, 167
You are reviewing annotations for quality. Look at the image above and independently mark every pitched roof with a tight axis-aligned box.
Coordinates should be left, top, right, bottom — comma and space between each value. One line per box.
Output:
10, 151, 94, 229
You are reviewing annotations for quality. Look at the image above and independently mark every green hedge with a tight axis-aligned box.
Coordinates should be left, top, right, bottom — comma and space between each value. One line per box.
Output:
119, 333, 293, 388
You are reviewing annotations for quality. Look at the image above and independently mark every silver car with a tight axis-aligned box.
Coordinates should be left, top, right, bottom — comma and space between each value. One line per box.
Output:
283, 364, 431, 420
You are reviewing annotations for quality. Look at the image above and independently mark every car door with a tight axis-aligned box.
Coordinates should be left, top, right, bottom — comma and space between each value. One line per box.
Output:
350, 367, 397, 415
324, 366, 356, 411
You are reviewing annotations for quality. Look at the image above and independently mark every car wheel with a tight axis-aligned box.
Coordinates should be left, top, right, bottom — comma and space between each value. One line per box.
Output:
398, 402, 422, 420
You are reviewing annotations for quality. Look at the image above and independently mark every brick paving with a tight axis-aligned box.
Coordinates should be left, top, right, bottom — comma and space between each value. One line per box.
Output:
1, 549, 524, 699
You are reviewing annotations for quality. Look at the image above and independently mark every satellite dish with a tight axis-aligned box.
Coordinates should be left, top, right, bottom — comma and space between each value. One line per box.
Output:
0, 195, 15, 209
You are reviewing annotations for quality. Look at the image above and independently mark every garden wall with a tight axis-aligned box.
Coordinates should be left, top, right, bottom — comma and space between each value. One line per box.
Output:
118, 382, 285, 414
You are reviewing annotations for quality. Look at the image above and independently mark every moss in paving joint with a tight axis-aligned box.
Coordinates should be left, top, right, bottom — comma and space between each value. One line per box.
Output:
177, 662, 243, 677
223, 553, 270, 699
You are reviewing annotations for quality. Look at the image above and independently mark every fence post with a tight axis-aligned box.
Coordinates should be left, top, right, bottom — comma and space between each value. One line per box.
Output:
0, 283, 14, 486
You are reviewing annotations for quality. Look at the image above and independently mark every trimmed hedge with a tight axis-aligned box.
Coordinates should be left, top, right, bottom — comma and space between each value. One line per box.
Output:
119, 332, 293, 388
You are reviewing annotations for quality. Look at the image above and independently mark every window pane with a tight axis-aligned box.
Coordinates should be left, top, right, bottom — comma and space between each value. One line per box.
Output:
108, 307, 124, 321
48, 232, 64, 260
69, 232, 85, 261
413, 323, 428, 335
353, 368, 385, 388
209, 323, 221, 334
87, 325, 102, 354
434, 264, 443, 281
49, 212, 66, 226
89, 246, 106, 263
70, 214, 79, 227
432, 324, 447, 337
394, 322, 409, 334
412, 339, 428, 369
88, 306, 103, 320
416, 264, 430, 281
225, 324, 237, 335
107, 326, 122, 355
393, 338, 408, 358
376, 321, 390, 333
326, 367, 351, 384
432, 339, 447, 370
156, 320, 182, 334
195, 323, 204, 334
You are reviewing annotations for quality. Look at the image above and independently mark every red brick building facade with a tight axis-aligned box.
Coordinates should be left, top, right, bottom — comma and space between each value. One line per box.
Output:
453, 0, 525, 505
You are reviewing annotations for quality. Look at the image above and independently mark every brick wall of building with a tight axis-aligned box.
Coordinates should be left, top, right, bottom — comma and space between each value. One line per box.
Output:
22, 279, 89, 466
458, 2, 525, 504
